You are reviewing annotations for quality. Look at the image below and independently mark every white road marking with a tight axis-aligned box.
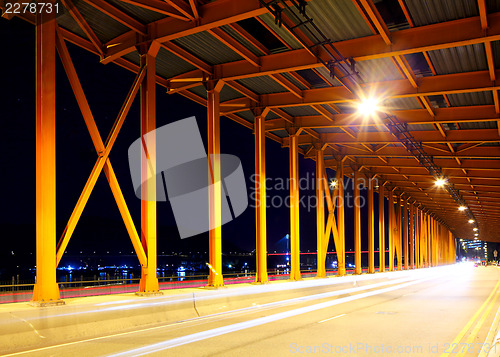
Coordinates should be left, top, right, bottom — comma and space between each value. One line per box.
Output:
318, 313, 346, 323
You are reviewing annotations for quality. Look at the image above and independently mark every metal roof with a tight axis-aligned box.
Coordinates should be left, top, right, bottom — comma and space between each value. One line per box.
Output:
4, 0, 500, 242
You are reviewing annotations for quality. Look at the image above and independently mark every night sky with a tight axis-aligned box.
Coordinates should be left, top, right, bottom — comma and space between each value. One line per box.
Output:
0, 17, 367, 277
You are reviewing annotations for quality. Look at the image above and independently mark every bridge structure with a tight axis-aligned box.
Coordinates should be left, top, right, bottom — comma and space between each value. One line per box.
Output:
1, 0, 499, 308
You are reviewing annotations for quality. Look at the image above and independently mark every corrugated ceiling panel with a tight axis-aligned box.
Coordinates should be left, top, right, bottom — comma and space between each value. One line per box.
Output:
383, 97, 422, 110
298, 0, 373, 41
187, 85, 207, 100
428, 44, 487, 74
57, 7, 87, 39
108, 0, 166, 23
447, 91, 493, 106
236, 110, 255, 124
173, 32, 242, 65
459, 121, 498, 129
156, 47, 197, 78
405, 0, 478, 26
313, 127, 345, 134
492, 40, 500, 68
316, 67, 343, 86
272, 129, 289, 138
282, 106, 319, 116
266, 111, 281, 120
220, 85, 244, 102
356, 57, 403, 83
237, 76, 286, 94
122, 51, 140, 66
75, 1, 130, 43
220, 25, 265, 57
407, 124, 435, 131
280, 72, 309, 90
257, 13, 303, 50
486, 0, 500, 12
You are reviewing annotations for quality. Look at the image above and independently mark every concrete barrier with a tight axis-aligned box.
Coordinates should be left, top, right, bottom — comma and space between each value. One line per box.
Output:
0, 273, 401, 354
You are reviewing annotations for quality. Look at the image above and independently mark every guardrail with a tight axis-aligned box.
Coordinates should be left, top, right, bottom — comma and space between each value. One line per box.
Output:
0, 268, 373, 303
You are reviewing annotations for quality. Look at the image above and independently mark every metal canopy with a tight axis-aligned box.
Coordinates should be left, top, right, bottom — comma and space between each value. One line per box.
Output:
3, 0, 499, 243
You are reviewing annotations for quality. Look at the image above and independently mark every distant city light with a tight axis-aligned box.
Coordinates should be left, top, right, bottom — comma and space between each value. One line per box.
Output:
357, 97, 379, 116
434, 178, 447, 187
458, 206, 467, 211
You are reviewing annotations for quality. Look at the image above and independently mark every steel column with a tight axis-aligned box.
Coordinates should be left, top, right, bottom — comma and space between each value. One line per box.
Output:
207, 80, 224, 287
316, 148, 326, 278
396, 194, 402, 271
404, 200, 409, 270
254, 110, 268, 283
368, 178, 375, 273
289, 133, 301, 280
378, 183, 385, 272
388, 189, 395, 271
337, 161, 346, 276
416, 208, 421, 268
138, 49, 160, 294
32, 9, 62, 306
410, 203, 415, 269
354, 170, 361, 274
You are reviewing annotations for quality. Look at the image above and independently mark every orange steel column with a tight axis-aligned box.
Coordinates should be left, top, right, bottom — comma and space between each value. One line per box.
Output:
426, 213, 431, 267
207, 80, 224, 287
378, 183, 385, 272
404, 200, 409, 270
421, 211, 426, 267
354, 170, 361, 274
410, 203, 415, 269
32, 9, 63, 306
316, 148, 326, 278
254, 110, 268, 283
138, 49, 161, 294
388, 189, 395, 271
416, 208, 421, 268
337, 161, 346, 276
368, 178, 375, 273
289, 132, 301, 280
396, 194, 402, 271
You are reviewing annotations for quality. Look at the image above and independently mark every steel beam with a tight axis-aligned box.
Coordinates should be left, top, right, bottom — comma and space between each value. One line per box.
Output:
55, 33, 147, 268
54, 68, 146, 268
289, 132, 301, 281
368, 178, 375, 273
354, 169, 362, 274
138, 49, 161, 295
388, 189, 395, 271
410, 203, 414, 269
337, 161, 346, 276
316, 148, 326, 278
378, 183, 385, 272
32, 10, 62, 306
254, 109, 269, 284
404, 201, 409, 270
207, 80, 225, 287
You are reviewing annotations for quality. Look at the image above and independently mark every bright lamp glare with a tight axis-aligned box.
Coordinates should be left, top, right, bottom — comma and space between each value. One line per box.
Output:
473, 228, 478, 231
434, 178, 447, 187
468, 219, 474, 223
458, 206, 467, 211
357, 98, 378, 116
330, 179, 338, 189
475, 233, 479, 236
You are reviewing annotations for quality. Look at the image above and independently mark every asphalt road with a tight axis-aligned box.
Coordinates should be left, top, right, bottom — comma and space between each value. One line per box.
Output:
4, 263, 500, 357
